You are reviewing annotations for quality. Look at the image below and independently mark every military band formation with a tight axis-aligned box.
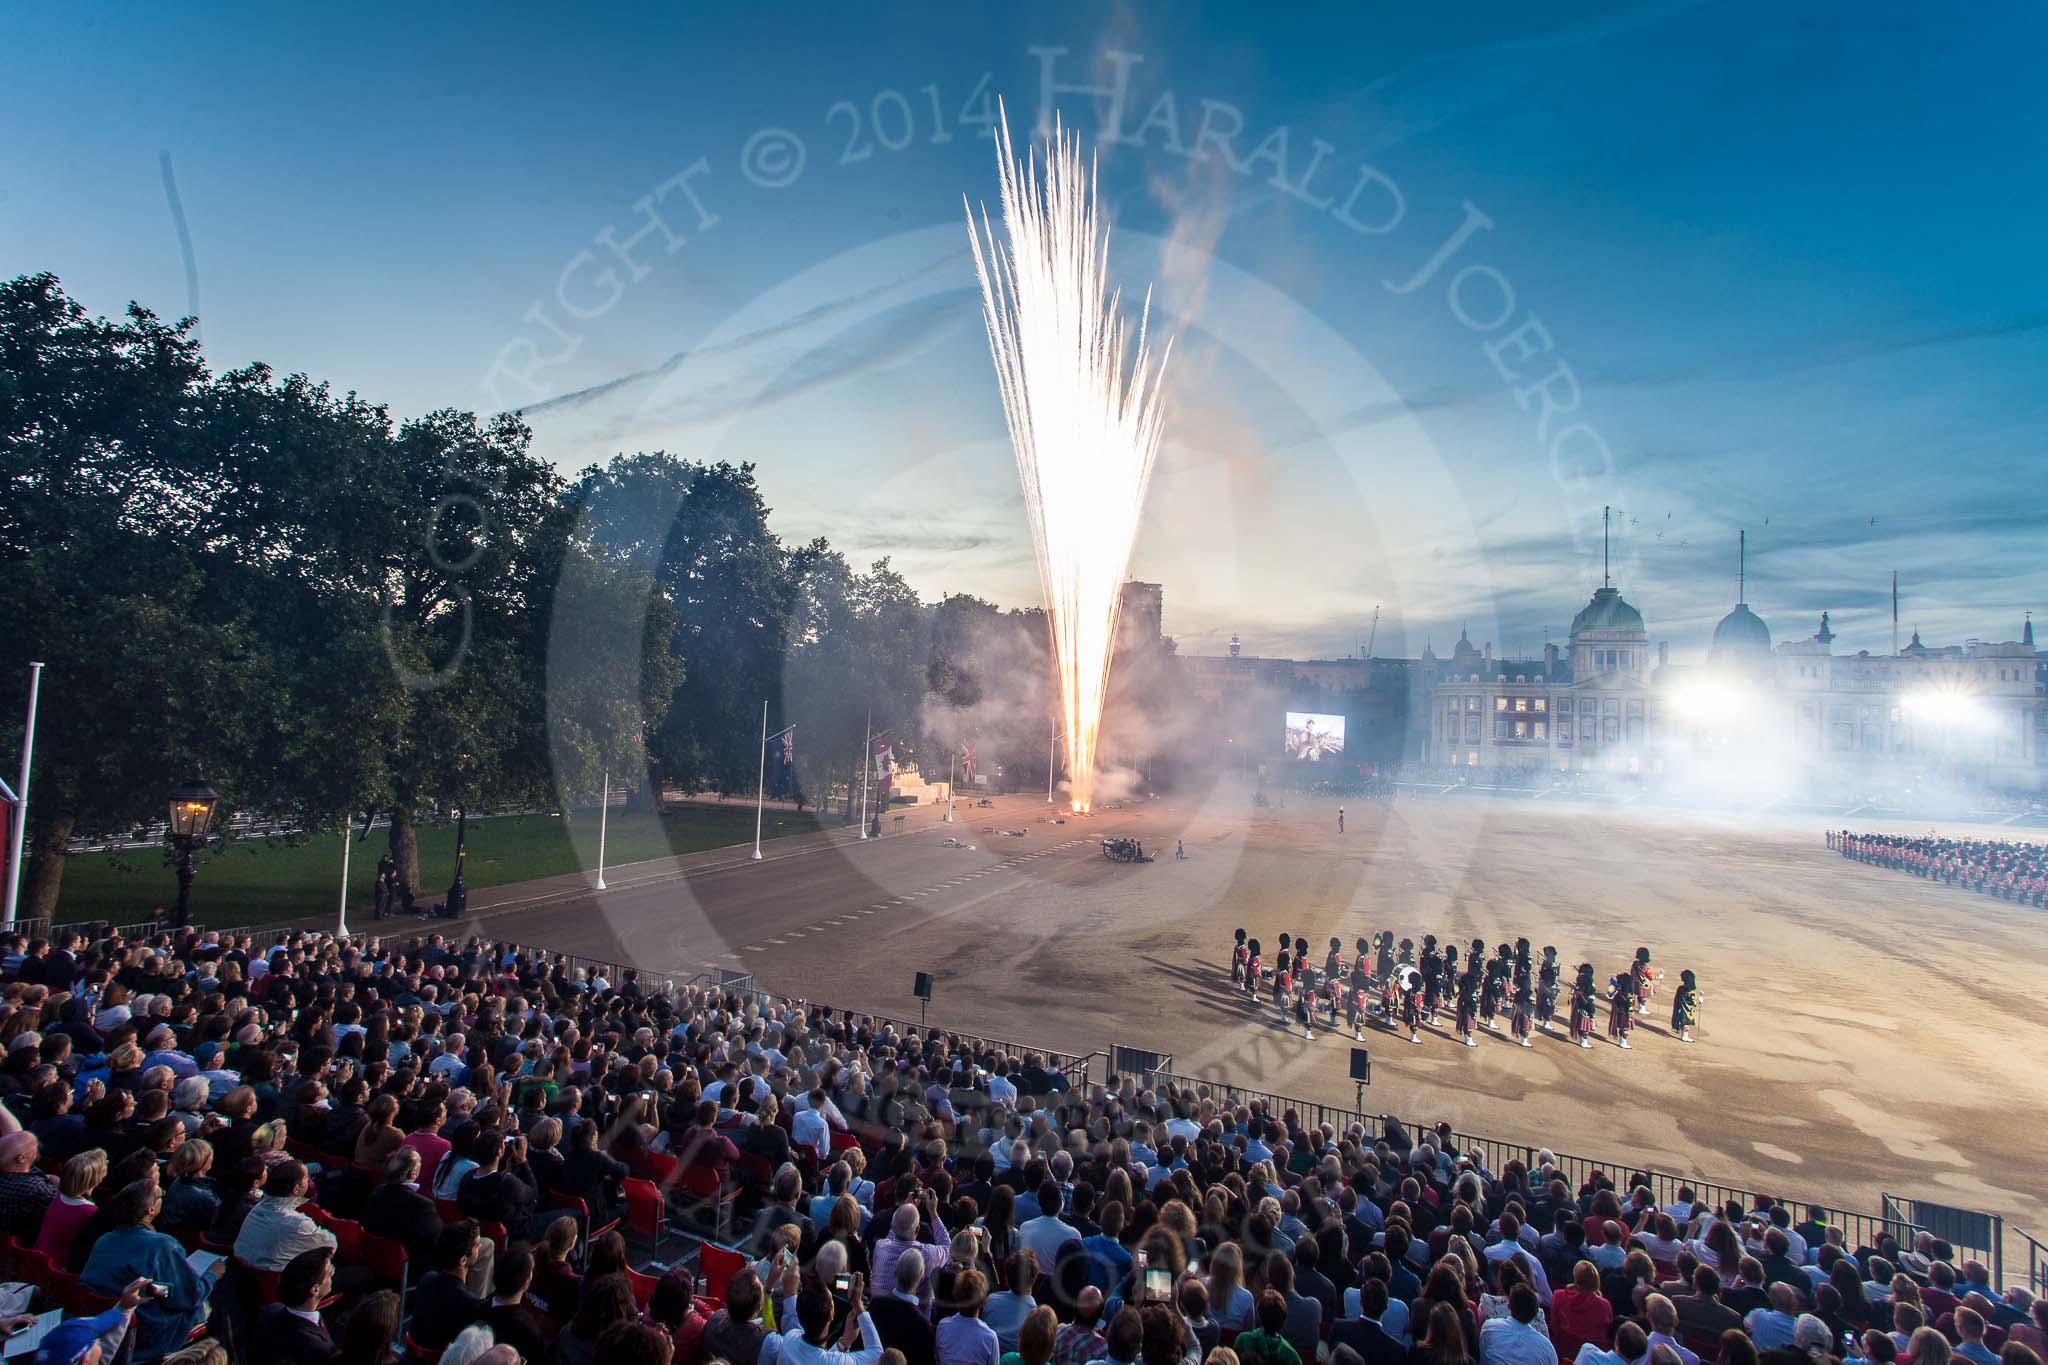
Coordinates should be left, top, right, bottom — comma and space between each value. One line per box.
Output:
1227, 928, 1702, 1053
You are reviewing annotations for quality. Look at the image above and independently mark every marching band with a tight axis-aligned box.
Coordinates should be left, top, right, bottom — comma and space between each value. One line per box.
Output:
1226, 926, 1702, 1052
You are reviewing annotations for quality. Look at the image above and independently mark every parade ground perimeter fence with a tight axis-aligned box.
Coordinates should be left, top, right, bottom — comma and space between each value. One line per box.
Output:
1115, 1062, 2027, 1292
71, 918, 2037, 1293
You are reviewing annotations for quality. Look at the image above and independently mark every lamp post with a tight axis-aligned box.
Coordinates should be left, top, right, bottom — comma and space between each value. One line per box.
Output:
166, 775, 220, 929
446, 805, 469, 918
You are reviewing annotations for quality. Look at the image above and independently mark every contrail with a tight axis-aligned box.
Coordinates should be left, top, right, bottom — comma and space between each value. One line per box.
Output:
966, 105, 1171, 814
159, 151, 201, 344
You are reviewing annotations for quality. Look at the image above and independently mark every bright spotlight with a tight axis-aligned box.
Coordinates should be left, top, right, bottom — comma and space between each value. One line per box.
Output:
1901, 690, 1991, 728
1669, 681, 1747, 725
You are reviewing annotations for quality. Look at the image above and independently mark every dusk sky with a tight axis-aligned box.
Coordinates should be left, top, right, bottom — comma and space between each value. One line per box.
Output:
7, 2, 2043, 663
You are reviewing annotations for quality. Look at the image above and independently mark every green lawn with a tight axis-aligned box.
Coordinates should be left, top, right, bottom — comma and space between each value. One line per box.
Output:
46, 801, 834, 928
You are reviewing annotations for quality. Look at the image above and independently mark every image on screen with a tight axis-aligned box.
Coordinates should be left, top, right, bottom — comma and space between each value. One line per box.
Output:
1284, 712, 1345, 761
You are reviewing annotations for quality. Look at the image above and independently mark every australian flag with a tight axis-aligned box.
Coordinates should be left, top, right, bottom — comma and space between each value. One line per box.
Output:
770, 726, 796, 799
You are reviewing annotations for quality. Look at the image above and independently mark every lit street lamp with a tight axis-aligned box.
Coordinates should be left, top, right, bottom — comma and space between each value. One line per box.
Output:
166, 775, 220, 928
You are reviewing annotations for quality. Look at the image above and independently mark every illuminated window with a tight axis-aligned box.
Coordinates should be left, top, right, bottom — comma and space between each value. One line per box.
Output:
1533, 721, 1547, 740
1496, 696, 1508, 712
1533, 698, 1547, 713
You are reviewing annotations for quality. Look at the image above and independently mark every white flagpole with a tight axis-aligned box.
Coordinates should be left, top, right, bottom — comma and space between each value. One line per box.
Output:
594, 771, 609, 890
945, 751, 957, 823
858, 709, 872, 839
1047, 716, 1056, 804
752, 702, 768, 862
3, 662, 44, 931
337, 815, 352, 938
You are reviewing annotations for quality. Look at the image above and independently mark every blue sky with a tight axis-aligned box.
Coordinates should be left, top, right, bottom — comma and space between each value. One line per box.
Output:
5, 2, 2043, 662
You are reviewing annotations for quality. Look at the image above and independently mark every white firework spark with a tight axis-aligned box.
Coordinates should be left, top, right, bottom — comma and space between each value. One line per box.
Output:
966, 108, 1172, 815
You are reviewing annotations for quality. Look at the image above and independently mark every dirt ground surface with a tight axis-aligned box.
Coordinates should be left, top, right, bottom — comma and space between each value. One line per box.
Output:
424, 782, 2048, 1267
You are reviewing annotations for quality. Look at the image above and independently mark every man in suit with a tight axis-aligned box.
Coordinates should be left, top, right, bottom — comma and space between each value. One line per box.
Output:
1330, 1279, 1409, 1365
365, 1149, 444, 1269
410, 1220, 491, 1351
1670, 1266, 1744, 1340
482, 1242, 552, 1365
250, 1247, 340, 1365
868, 1244, 937, 1365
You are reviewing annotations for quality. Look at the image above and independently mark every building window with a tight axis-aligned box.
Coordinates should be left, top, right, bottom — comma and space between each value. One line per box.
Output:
1533, 721, 1547, 740
1604, 717, 1620, 743
1581, 700, 1595, 717
1533, 698, 1547, 713
1559, 717, 1573, 743
1464, 716, 1480, 741
1494, 718, 1509, 738
1496, 696, 1508, 712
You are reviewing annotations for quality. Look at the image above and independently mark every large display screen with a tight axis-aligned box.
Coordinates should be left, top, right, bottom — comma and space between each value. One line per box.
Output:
1284, 711, 1345, 760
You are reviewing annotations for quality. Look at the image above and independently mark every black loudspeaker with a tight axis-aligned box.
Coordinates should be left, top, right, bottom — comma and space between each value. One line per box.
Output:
1349, 1047, 1371, 1084
913, 972, 934, 1000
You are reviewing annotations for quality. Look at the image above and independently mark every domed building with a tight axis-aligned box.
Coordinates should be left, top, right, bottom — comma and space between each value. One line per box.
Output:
1706, 532, 1773, 676
1709, 602, 1772, 672
1568, 585, 1647, 679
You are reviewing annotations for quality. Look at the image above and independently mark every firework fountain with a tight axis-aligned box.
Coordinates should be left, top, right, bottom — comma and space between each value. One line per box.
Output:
966, 111, 1172, 813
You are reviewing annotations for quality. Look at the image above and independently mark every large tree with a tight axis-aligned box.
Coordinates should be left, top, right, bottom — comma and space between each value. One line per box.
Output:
570, 455, 794, 796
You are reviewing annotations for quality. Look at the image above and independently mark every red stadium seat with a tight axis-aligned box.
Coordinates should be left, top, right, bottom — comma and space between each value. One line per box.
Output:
676, 1165, 741, 1242
622, 1177, 665, 1255
697, 1243, 748, 1309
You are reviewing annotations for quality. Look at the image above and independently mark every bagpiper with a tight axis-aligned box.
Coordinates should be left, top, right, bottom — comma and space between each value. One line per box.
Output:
1439, 944, 1460, 1007
1607, 969, 1638, 1049
1510, 974, 1535, 1048
1347, 975, 1369, 1040
1231, 929, 1249, 987
1514, 937, 1532, 980
1375, 932, 1396, 982
1397, 937, 1416, 969
1631, 947, 1658, 1014
1419, 935, 1443, 1022
1535, 947, 1560, 1031
1244, 938, 1264, 997
1568, 963, 1597, 1049
1670, 968, 1701, 1043
1324, 936, 1344, 984
1456, 961, 1482, 1047
1479, 956, 1506, 1031
1293, 974, 1315, 1040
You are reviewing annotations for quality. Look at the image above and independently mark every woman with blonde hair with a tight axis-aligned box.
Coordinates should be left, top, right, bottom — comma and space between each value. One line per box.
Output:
35, 1148, 105, 1258
250, 1119, 291, 1170
161, 1140, 219, 1234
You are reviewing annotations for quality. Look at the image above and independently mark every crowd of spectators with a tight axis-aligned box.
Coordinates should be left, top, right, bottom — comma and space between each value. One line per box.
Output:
1830, 832, 2048, 904
0, 921, 2039, 1365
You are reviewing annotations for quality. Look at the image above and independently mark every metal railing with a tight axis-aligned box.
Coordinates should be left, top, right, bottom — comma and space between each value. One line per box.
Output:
2023, 1228, 2046, 1298
1116, 1064, 2005, 1280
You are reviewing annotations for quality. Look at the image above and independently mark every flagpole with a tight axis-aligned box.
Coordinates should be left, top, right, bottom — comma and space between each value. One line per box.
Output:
945, 751, 956, 823
594, 771, 609, 889
858, 709, 872, 839
752, 701, 768, 861
337, 814, 352, 939
1047, 716, 1056, 804
2, 661, 43, 931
